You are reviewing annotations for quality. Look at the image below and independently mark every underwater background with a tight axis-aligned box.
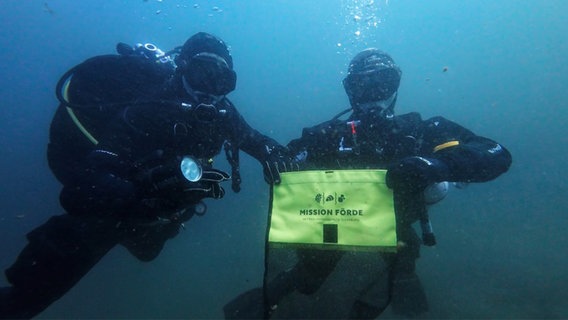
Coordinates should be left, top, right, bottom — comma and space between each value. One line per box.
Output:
0, 0, 567, 318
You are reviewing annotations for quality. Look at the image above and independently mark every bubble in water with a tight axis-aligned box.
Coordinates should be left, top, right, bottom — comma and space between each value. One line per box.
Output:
337, 0, 389, 57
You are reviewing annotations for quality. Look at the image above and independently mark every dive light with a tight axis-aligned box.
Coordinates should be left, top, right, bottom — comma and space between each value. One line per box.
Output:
180, 156, 202, 182
423, 181, 449, 205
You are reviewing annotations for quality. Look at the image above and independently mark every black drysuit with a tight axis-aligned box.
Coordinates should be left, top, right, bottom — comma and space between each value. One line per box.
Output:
265, 108, 512, 318
1, 55, 284, 319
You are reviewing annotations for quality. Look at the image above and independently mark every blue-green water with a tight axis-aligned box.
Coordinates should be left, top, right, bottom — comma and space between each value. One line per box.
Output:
0, 0, 566, 318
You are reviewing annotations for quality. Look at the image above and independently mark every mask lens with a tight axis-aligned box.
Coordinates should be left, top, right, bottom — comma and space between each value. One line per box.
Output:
185, 53, 236, 96
345, 68, 401, 104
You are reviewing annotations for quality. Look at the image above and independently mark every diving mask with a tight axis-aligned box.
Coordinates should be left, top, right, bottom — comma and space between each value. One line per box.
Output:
184, 52, 236, 96
344, 64, 401, 105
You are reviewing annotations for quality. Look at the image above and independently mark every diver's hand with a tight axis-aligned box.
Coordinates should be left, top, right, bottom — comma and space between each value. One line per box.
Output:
138, 169, 229, 213
184, 169, 230, 199
138, 163, 183, 195
263, 156, 300, 185
386, 156, 449, 193
134, 151, 229, 198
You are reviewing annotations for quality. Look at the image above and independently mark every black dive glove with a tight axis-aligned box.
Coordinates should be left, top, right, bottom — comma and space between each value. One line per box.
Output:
262, 145, 300, 185
141, 165, 229, 200
135, 167, 229, 215
183, 168, 230, 199
386, 156, 450, 194
135, 152, 230, 201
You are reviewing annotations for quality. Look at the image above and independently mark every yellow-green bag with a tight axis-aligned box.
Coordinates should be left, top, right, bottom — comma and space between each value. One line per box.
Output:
269, 170, 397, 251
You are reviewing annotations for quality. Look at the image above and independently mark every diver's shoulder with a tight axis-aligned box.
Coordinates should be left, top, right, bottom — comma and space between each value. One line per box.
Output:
394, 111, 425, 125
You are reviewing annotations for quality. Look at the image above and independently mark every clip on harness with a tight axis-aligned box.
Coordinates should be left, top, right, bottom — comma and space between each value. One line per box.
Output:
338, 119, 361, 154
224, 141, 241, 193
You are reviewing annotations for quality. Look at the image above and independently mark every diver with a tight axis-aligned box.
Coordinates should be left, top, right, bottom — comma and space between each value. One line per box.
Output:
0, 32, 291, 319
224, 48, 512, 319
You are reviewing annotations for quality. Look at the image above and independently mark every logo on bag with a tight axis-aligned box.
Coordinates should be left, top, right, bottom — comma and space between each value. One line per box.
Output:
314, 193, 346, 205
300, 191, 362, 216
